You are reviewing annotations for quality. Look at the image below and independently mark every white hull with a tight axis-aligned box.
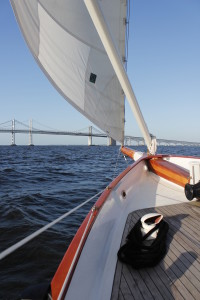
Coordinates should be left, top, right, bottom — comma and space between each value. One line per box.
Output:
52, 154, 200, 299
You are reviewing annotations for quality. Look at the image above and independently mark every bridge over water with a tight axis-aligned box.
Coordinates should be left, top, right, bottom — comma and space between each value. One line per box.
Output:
0, 119, 114, 146
0, 119, 200, 147
124, 136, 200, 147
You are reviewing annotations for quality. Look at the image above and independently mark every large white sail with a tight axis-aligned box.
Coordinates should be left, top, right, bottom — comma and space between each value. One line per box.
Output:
11, 0, 127, 143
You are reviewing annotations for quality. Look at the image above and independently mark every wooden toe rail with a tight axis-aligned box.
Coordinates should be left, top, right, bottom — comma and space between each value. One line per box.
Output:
148, 158, 190, 187
121, 147, 190, 187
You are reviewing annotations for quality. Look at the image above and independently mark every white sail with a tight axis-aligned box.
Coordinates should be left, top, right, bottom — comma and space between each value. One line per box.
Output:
11, 0, 127, 143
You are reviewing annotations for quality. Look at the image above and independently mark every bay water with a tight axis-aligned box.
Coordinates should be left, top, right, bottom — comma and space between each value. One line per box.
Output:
0, 145, 199, 299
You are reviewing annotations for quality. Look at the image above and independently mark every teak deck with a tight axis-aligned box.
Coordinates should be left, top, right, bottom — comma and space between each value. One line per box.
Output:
111, 202, 200, 300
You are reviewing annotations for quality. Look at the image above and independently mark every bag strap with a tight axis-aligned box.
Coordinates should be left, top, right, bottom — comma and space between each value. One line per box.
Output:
142, 220, 162, 241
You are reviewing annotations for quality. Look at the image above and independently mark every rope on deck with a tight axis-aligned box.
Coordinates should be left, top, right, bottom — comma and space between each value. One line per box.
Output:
0, 189, 104, 260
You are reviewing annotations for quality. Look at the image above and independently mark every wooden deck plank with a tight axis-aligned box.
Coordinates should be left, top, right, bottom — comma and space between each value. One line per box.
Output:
125, 213, 176, 298
163, 251, 200, 299
137, 268, 165, 300
159, 259, 195, 300
118, 290, 125, 300
159, 206, 200, 255
127, 265, 154, 300
126, 212, 189, 299
169, 238, 200, 275
112, 261, 123, 300
122, 265, 145, 300
166, 204, 200, 228
164, 219, 200, 259
169, 242, 200, 283
142, 267, 175, 300
137, 205, 200, 299
133, 209, 187, 299
167, 244, 200, 291
153, 264, 184, 300
111, 202, 200, 300
160, 206, 200, 243
159, 204, 200, 237
120, 274, 136, 300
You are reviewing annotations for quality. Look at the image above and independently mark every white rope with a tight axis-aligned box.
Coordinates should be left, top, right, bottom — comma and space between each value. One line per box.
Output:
112, 147, 122, 180
0, 189, 104, 260
123, 154, 128, 165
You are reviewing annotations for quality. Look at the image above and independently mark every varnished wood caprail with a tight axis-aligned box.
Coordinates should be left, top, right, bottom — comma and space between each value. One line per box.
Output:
121, 147, 190, 187
121, 146, 144, 161
148, 158, 190, 187
121, 146, 136, 159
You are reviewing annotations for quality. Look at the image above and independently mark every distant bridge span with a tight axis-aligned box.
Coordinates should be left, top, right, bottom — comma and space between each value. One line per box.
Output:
0, 119, 114, 146
0, 129, 107, 138
125, 136, 200, 147
0, 119, 200, 147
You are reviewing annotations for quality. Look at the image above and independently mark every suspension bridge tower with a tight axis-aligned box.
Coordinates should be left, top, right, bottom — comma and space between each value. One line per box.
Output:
88, 126, 93, 146
107, 137, 116, 146
11, 119, 16, 146
29, 119, 34, 146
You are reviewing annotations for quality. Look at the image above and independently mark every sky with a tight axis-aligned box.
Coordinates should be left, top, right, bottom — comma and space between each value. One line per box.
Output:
0, 0, 200, 145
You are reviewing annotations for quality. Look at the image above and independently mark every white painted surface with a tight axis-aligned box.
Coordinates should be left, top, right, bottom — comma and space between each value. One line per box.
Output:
65, 157, 191, 300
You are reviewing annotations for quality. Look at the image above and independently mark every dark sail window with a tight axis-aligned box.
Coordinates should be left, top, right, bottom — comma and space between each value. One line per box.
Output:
89, 73, 97, 84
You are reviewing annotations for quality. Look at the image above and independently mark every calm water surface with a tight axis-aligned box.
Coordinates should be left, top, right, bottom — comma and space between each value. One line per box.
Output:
0, 145, 200, 299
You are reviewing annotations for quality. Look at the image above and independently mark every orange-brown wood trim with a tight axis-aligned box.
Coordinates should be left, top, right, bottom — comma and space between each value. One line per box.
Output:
50, 207, 100, 300
121, 146, 190, 187
148, 158, 190, 187
121, 146, 135, 159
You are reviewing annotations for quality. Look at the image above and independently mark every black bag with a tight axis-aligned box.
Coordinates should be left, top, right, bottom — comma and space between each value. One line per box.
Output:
117, 217, 169, 269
